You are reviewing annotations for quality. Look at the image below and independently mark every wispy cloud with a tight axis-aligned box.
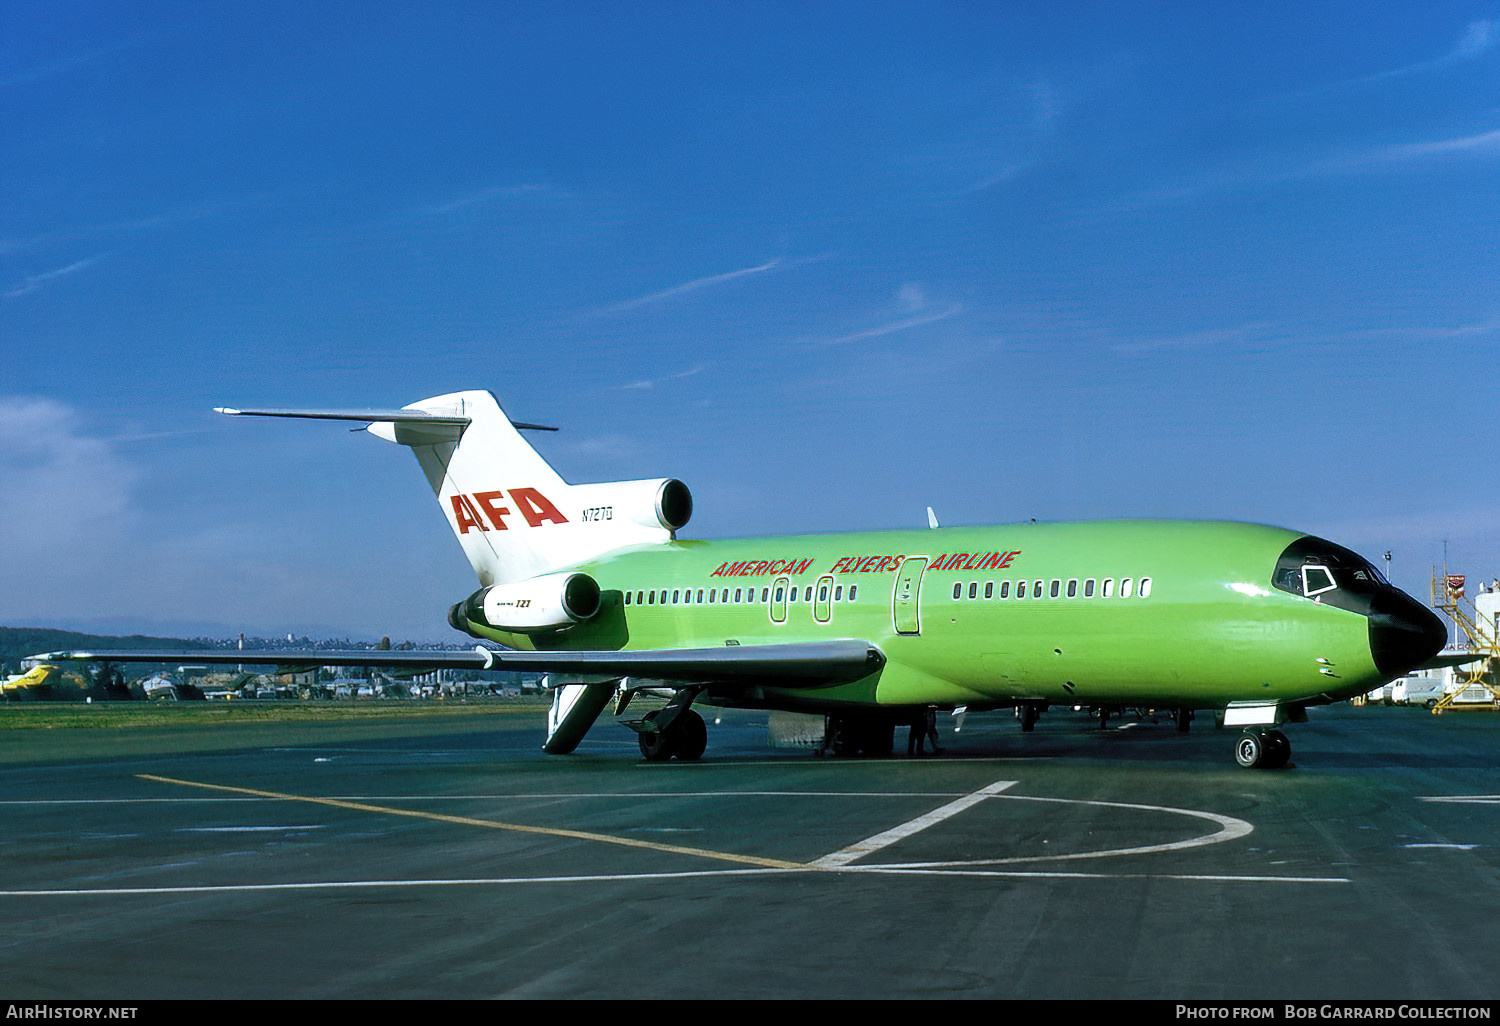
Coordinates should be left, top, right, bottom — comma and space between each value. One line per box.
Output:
0, 40, 136, 88
412, 183, 556, 216
823, 305, 963, 345
1108, 318, 1500, 355
1291, 19, 1499, 98
815, 285, 963, 346
1097, 123, 1500, 215
0, 397, 137, 555
603, 259, 786, 314
1109, 323, 1284, 354
1, 199, 239, 256
617, 364, 708, 390
1355, 127, 1500, 166
5, 253, 108, 298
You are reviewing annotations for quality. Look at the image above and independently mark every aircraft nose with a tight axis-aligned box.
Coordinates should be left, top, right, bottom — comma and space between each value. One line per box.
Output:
1368, 589, 1447, 678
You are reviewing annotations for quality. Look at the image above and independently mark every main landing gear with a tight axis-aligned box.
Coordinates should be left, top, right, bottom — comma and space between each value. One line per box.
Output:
636, 707, 708, 762
1234, 728, 1291, 769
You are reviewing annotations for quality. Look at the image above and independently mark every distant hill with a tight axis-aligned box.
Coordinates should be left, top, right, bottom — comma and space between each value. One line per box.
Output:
0, 627, 213, 674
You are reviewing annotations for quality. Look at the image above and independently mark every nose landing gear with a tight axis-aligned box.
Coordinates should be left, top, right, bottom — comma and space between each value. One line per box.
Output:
1234, 728, 1291, 769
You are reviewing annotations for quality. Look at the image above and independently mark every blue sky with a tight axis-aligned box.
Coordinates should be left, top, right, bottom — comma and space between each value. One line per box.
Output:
2, 3, 1497, 640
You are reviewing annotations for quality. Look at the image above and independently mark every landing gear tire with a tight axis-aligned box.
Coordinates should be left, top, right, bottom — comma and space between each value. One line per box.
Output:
638, 710, 676, 761
1261, 728, 1290, 769
638, 709, 708, 762
1234, 729, 1291, 769
673, 710, 707, 761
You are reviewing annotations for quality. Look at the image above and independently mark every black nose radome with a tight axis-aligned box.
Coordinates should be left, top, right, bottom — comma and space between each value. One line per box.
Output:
1368, 590, 1447, 678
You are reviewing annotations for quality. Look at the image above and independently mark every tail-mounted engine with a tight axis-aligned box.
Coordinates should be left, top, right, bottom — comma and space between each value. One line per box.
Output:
449, 571, 602, 636
567, 478, 692, 535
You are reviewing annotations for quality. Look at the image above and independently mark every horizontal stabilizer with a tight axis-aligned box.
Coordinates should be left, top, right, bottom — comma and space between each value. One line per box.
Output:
214, 406, 556, 432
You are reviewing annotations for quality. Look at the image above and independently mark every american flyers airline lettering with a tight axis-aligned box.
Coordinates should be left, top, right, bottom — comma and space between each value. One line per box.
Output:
450, 489, 568, 534
710, 558, 815, 578
830, 551, 1020, 574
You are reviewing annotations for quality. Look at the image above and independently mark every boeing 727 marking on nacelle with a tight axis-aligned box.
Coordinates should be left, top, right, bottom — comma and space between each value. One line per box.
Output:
35, 389, 1448, 768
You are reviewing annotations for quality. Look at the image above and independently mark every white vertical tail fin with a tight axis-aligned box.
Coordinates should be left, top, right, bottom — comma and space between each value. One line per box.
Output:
218, 390, 691, 586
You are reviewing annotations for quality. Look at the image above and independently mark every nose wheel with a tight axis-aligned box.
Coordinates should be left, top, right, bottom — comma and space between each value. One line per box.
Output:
1234, 728, 1291, 769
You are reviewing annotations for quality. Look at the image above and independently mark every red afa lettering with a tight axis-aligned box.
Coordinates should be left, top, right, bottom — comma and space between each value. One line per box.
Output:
450, 488, 569, 534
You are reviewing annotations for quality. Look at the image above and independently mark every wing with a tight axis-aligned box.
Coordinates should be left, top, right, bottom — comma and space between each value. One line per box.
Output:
29, 639, 885, 688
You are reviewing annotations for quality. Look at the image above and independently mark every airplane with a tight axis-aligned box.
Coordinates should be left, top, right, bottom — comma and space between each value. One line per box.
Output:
1, 664, 60, 698
34, 389, 1449, 768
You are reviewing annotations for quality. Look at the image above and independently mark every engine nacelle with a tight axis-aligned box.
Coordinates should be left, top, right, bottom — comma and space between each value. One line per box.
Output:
449, 571, 601, 636
568, 478, 692, 534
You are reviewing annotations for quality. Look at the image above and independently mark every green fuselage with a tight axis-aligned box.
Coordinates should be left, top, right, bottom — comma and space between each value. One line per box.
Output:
463, 519, 1393, 715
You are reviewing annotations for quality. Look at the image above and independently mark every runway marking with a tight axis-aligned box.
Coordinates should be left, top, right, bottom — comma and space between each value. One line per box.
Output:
0, 865, 1349, 899
133, 773, 1251, 873
811, 780, 1019, 868
135, 774, 803, 871
900, 792, 1256, 867
0, 774, 1345, 897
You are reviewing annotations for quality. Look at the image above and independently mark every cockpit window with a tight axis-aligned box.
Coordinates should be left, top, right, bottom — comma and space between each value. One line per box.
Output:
1302, 565, 1337, 597
1273, 536, 1388, 614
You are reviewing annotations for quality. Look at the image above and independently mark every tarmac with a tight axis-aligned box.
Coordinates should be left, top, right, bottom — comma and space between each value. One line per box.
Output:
1, 701, 1498, 1000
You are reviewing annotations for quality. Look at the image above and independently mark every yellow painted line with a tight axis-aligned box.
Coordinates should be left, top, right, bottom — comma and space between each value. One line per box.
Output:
136, 774, 804, 871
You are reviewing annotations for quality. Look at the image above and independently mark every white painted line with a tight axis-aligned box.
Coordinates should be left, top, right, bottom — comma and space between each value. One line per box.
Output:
848, 868, 1350, 883
177, 825, 325, 833
0, 865, 1348, 898
810, 779, 1018, 868
854, 793, 1253, 869
0, 790, 988, 805
1402, 843, 1478, 850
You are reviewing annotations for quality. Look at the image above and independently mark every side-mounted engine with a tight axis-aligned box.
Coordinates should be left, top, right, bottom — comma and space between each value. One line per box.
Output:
449, 571, 602, 636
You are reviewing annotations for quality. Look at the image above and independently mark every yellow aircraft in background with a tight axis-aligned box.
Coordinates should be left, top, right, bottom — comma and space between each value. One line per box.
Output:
1, 665, 60, 698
